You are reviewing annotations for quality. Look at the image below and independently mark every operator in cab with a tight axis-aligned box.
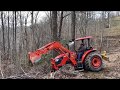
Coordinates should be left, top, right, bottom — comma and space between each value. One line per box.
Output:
77, 43, 87, 62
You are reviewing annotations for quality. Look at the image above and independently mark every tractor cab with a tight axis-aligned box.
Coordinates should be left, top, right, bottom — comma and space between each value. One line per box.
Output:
67, 36, 93, 51
67, 36, 94, 64
75, 36, 94, 63
75, 36, 93, 51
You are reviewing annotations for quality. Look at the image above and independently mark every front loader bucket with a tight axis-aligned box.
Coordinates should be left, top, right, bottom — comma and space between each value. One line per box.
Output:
28, 52, 42, 64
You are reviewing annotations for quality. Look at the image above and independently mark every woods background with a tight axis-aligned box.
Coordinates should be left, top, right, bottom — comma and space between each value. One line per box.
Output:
0, 11, 120, 78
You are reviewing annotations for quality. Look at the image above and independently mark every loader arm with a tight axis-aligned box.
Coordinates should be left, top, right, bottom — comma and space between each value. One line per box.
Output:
28, 41, 76, 64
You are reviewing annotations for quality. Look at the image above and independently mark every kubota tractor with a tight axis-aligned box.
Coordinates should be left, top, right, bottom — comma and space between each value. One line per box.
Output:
28, 36, 106, 72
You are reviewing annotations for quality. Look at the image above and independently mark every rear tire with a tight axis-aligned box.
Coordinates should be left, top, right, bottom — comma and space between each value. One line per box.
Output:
84, 52, 103, 72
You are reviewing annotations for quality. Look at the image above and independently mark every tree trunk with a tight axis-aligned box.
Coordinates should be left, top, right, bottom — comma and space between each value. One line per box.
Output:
24, 12, 29, 65
7, 11, 10, 58
100, 11, 105, 52
30, 11, 33, 51
107, 12, 110, 28
14, 11, 17, 56
35, 11, 39, 24
50, 11, 52, 39
52, 11, 58, 41
52, 11, 58, 57
25, 13, 29, 51
58, 11, 63, 41
1, 11, 5, 56
12, 11, 15, 61
31, 11, 36, 51
19, 11, 23, 64
71, 11, 76, 51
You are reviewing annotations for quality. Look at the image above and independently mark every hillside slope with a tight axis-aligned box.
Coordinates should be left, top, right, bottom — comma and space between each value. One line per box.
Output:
104, 16, 120, 37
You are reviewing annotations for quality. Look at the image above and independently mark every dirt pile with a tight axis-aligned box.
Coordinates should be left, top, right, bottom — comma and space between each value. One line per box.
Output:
42, 64, 86, 79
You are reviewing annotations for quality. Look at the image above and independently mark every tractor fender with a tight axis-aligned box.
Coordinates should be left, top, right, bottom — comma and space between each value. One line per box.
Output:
81, 49, 97, 63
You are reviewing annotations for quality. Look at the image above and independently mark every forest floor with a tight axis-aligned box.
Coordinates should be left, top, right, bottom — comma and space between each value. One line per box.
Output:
1, 47, 120, 79
0, 42, 120, 79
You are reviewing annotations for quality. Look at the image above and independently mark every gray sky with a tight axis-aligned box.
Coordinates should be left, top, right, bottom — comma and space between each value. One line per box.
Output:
26, 11, 47, 26
0, 11, 47, 27
0, 11, 119, 27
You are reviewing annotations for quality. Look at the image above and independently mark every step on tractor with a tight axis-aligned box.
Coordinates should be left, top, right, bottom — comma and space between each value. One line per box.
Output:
28, 36, 107, 72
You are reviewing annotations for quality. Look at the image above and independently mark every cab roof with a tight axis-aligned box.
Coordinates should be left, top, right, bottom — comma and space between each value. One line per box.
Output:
75, 36, 93, 41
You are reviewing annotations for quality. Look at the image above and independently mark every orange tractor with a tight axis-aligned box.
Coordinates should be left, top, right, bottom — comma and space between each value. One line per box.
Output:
28, 36, 106, 72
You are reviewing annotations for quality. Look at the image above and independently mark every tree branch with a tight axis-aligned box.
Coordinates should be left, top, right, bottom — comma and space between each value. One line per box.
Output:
63, 13, 71, 18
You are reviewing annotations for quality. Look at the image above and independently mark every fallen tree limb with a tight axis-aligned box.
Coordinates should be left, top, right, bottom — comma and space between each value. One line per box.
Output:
20, 66, 34, 78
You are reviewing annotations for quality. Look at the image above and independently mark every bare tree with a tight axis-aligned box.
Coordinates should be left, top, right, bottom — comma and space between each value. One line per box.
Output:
31, 11, 34, 51
12, 11, 15, 61
1, 11, 5, 55
71, 11, 76, 51
52, 11, 58, 57
7, 11, 10, 58
18, 11, 23, 62
107, 11, 111, 28
50, 11, 52, 36
58, 11, 63, 41
52, 11, 58, 41
100, 11, 106, 52
14, 11, 17, 57
35, 11, 39, 24
24, 12, 29, 52
30, 11, 36, 51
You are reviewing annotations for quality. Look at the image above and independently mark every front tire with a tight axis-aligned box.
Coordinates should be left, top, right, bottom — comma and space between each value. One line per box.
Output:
84, 52, 103, 72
